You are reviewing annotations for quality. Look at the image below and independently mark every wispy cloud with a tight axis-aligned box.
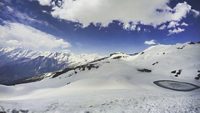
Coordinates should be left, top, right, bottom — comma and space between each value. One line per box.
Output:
0, 22, 71, 51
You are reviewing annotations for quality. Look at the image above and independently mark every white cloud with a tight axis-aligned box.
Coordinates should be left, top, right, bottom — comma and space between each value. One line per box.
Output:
37, 0, 51, 6
167, 21, 180, 28
163, 21, 188, 31
38, 0, 199, 31
168, 27, 185, 35
137, 27, 141, 32
0, 22, 71, 51
5, 5, 42, 24
170, 2, 192, 21
144, 40, 157, 45
191, 9, 200, 17
159, 24, 167, 30
181, 22, 188, 26
123, 23, 137, 31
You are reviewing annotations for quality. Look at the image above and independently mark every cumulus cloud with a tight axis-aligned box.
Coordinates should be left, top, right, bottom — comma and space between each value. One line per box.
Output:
144, 40, 157, 45
168, 28, 185, 35
38, 0, 199, 31
0, 22, 70, 51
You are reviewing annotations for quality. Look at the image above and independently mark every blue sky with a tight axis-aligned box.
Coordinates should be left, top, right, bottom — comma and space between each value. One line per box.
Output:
0, 0, 200, 55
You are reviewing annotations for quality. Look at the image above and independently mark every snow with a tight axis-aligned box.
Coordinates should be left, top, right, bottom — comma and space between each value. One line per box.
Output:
0, 43, 200, 113
0, 47, 100, 65
0, 47, 101, 85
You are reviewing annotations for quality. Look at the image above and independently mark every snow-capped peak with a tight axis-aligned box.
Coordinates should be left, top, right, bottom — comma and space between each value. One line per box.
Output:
0, 47, 100, 65
0, 47, 101, 85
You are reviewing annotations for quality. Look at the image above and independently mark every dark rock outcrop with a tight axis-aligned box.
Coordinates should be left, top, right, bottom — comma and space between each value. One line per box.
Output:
137, 68, 152, 73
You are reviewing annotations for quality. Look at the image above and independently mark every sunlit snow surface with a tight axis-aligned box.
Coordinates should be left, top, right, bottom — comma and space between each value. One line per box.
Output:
0, 43, 200, 113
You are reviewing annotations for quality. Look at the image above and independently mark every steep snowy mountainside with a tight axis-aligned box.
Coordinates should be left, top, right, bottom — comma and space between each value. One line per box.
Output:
127, 42, 200, 79
10, 52, 133, 85
51, 42, 200, 85
0, 47, 100, 85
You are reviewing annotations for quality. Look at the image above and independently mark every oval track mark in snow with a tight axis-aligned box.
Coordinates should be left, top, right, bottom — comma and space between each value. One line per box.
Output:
153, 80, 200, 92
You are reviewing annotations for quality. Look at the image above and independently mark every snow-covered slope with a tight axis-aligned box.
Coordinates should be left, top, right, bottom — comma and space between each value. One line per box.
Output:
0, 47, 100, 85
0, 42, 200, 113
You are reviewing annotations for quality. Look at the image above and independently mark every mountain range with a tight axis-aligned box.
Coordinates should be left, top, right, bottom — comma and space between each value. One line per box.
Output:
0, 47, 100, 85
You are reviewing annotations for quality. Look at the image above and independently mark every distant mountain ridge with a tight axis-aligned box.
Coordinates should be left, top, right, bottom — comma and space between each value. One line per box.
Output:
0, 47, 100, 85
